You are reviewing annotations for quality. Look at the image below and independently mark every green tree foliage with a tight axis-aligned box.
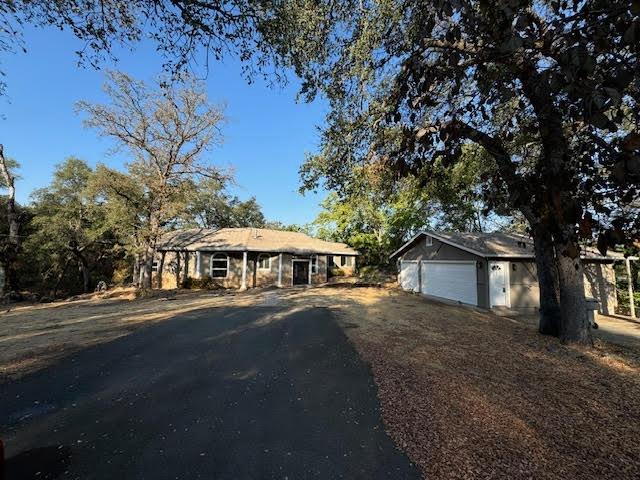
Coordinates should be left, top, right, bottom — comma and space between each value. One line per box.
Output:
180, 177, 266, 229
312, 188, 431, 267
310, 145, 499, 266
26, 158, 117, 295
263, 221, 310, 233
286, 0, 640, 343
0, 0, 318, 95
0, 148, 23, 294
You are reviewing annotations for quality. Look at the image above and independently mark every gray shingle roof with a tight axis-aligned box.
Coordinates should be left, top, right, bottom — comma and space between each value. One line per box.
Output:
431, 231, 535, 257
392, 231, 623, 260
157, 228, 359, 256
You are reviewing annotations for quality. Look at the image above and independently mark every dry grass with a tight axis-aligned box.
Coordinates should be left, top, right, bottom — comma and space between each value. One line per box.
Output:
0, 287, 255, 382
2, 285, 639, 479
283, 286, 640, 480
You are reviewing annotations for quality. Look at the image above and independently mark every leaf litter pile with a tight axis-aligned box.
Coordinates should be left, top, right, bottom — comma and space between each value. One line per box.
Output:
316, 287, 640, 480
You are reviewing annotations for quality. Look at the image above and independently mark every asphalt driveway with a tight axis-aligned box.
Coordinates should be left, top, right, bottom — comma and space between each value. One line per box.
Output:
1, 304, 420, 479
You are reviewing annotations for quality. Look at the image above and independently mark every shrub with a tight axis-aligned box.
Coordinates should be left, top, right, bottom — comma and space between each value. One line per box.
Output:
112, 263, 132, 285
181, 276, 225, 290
329, 267, 345, 277
357, 265, 397, 284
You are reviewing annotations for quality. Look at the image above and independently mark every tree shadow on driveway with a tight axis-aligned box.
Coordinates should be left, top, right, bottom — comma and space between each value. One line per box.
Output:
1, 305, 420, 480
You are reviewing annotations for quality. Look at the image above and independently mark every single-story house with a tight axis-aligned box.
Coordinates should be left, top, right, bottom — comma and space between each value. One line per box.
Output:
154, 227, 358, 289
391, 231, 623, 315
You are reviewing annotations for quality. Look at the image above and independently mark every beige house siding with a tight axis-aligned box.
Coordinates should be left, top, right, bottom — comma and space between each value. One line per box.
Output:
398, 237, 490, 308
583, 261, 618, 315
327, 255, 357, 277
198, 251, 244, 288
153, 251, 332, 289
252, 253, 278, 287
506, 260, 617, 315
314, 255, 328, 285
508, 261, 540, 313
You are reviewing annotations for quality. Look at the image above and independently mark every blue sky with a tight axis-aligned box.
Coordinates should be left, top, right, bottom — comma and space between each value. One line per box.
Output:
0, 25, 328, 225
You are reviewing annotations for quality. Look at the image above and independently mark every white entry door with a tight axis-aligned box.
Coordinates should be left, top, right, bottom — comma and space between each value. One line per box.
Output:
421, 261, 478, 305
399, 260, 420, 292
489, 261, 510, 307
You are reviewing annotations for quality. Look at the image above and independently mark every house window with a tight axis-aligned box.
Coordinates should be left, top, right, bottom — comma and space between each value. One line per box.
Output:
425, 235, 433, 246
339, 256, 353, 267
210, 253, 229, 278
257, 253, 271, 270
311, 255, 318, 274
152, 261, 159, 272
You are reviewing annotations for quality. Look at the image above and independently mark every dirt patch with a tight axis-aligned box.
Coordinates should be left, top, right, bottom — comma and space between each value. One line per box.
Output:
282, 287, 640, 480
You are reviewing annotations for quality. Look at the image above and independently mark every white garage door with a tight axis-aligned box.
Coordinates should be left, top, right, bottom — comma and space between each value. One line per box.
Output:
421, 261, 478, 305
399, 260, 420, 292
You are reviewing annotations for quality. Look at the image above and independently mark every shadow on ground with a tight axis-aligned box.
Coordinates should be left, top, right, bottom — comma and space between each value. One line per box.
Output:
1, 304, 420, 480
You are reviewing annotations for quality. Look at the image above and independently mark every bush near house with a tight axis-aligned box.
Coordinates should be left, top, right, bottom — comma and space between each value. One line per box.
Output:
357, 265, 397, 284
617, 289, 640, 316
181, 277, 225, 290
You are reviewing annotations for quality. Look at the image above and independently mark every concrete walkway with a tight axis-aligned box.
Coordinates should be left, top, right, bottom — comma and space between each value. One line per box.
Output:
594, 314, 640, 348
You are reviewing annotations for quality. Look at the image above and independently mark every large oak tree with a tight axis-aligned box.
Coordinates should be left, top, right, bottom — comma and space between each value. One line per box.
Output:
78, 71, 225, 289
289, 0, 640, 343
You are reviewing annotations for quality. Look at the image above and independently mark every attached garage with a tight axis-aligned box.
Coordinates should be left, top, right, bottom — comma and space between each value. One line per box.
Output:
421, 261, 478, 305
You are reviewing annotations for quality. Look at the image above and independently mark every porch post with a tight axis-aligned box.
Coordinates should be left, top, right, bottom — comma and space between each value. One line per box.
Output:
175, 251, 181, 289
626, 258, 636, 319
278, 253, 283, 287
241, 251, 248, 290
195, 251, 201, 279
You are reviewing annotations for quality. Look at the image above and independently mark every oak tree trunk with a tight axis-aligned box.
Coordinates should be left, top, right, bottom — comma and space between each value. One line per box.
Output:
72, 248, 91, 293
556, 235, 590, 344
533, 226, 561, 336
141, 249, 153, 289
0, 144, 20, 294
81, 261, 90, 293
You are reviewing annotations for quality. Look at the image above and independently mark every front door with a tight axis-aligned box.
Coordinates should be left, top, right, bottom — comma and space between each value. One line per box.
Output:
293, 261, 310, 285
489, 261, 509, 307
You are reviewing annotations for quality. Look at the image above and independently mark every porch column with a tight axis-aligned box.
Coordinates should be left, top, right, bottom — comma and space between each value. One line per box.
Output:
241, 251, 248, 290
183, 251, 190, 283
278, 253, 283, 287
175, 252, 181, 289
195, 251, 201, 278
626, 258, 636, 319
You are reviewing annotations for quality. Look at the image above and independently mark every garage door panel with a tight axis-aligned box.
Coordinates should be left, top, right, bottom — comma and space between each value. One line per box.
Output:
400, 261, 419, 292
421, 262, 477, 305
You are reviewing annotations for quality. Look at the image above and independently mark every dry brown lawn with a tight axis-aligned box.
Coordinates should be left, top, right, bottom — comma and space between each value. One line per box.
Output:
287, 286, 640, 480
2, 285, 639, 479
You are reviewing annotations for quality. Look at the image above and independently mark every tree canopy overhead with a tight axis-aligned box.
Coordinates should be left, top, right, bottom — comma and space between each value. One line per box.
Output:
1, 0, 326, 95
